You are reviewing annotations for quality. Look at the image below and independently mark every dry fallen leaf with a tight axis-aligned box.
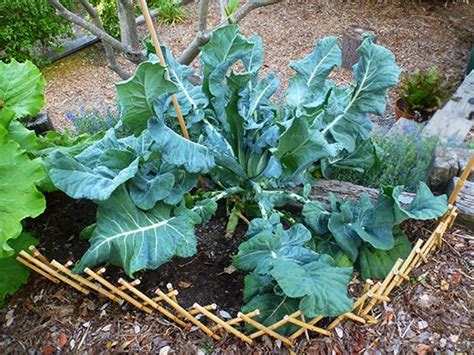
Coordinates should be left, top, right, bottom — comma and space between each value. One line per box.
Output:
177, 281, 191, 288
440, 280, 450, 291
451, 271, 462, 284
58, 332, 68, 348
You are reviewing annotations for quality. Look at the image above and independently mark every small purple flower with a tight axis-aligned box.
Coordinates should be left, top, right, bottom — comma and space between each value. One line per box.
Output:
65, 111, 76, 122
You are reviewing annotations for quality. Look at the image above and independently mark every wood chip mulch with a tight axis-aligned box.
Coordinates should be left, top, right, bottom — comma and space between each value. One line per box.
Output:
42, 1, 474, 131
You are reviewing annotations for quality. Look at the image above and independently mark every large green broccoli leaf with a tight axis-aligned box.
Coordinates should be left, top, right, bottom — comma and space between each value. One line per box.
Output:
74, 187, 214, 276
49, 130, 141, 201
358, 227, 412, 280
116, 61, 177, 135
0, 232, 39, 307
321, 38, 400, 152
0, 127, 45, 258
270, 256, 353, 317
233, 218, 318, 273
383, 182, 448, 224
148, 117, 215, 173
0, 60, 46, 120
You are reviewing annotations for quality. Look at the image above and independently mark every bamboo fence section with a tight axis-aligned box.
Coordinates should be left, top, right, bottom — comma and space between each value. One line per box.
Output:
16, 204, 459, 347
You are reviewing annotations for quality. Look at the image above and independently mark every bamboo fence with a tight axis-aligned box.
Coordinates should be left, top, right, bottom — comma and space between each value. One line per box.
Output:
15, 200, 461, 347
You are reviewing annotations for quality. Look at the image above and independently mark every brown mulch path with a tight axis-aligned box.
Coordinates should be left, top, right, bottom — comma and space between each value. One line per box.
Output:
0, 222, 472, 353
42, 1, 474, 131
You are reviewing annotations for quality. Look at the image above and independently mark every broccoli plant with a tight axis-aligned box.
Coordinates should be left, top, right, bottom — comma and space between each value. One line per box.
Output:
47, 25, 448, 326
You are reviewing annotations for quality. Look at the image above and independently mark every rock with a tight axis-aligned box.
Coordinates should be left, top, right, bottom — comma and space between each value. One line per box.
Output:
417, 294, 434, 308
159, 345, 171, 355
25, 109, 55, 134
428, 147, 473, 192
417, 320, 429, 330
448, 334, 459, 343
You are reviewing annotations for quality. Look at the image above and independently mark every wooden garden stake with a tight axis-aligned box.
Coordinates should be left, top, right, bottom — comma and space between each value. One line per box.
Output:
19, 251, 90, 295
86, 267, 106, 281
211, 309, 260, 332
194, 304, 253, 344
238, 312, 293, 346
300, 314, 310, 341
166, 283, 178, 302
284, 315, 332, 337
118, 279, 140, 291
151, 289, 179, 304
84, 269, 153, 314
51, 260, 122, 304
156, 289, 220, 340
16, 256, 60, 284
138, 0, 189, 140
28, 246, 52, 267
448, 153, 474, 205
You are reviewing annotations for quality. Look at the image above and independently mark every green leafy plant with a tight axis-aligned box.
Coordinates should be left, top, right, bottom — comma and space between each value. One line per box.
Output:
89, 0, 121, 39
329, 127, 437, 192
398, 67, 451, 113
47, 25, 448, 326
0, 0, 74, 64
153, 0, 188, 25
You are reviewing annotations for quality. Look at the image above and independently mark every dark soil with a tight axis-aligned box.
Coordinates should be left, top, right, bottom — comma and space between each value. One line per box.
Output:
24, 192, 246, 313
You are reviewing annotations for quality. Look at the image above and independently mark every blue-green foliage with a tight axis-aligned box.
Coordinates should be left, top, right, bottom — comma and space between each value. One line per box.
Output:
46, 25, 448, 323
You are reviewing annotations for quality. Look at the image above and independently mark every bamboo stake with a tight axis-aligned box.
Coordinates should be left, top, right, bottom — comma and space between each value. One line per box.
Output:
166, 283, 178, 303
284, 315, 332, 337
138, 0, 189, 140
300, 314, 310, 341
343, 312, 366, 324
156, 289, 220, 340
28, 246, 52, 267
117, 279, 187, 326
211, 309, 260, 332
118, 279, 140, 291
84, 269, 153, 314
86, 267, 106, 281
19, 251, 90, 295
395, 239, 424, 287
289, 315, 324, 341
51, 260, 122, 304
194, 304, 253, 344
238, 312, 293, 346
151, 289, 179, 304
16, 256, 60, 284
249, 310, 301, 339
448, 153, 474, 205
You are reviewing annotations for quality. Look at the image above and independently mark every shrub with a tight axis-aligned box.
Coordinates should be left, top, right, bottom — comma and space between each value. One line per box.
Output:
398, 67, 451, 113
0, 0, 74, 64
65, 106, 121, 135
331, 126, 437, 192
153, 0, 188, 24
89, 0, 121, 39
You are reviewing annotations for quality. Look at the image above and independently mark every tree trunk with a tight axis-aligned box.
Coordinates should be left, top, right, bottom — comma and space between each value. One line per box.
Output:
116, 0, 139, 50
341, 26, 377, 70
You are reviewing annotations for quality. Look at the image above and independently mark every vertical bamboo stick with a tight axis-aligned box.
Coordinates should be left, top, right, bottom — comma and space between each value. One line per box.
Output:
28, 246, 52, 266
138, 0, 189, 140
448, 153, 474, 205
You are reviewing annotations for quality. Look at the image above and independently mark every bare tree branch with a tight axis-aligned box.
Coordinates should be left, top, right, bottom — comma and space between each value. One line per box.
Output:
78, 0, 131, 79
198, 0, 210, 32
178, 0, 281, 65
48, 0, 145, 63
116, 0, 140, 50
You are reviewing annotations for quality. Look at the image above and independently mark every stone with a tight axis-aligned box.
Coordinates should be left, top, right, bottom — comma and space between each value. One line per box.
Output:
422, 71, 474, 145
428, 147, 473, 193
25, 109, 54, 134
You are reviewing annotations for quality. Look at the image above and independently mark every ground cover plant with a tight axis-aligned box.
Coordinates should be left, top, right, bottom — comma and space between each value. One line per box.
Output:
14, 26, 448, 330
